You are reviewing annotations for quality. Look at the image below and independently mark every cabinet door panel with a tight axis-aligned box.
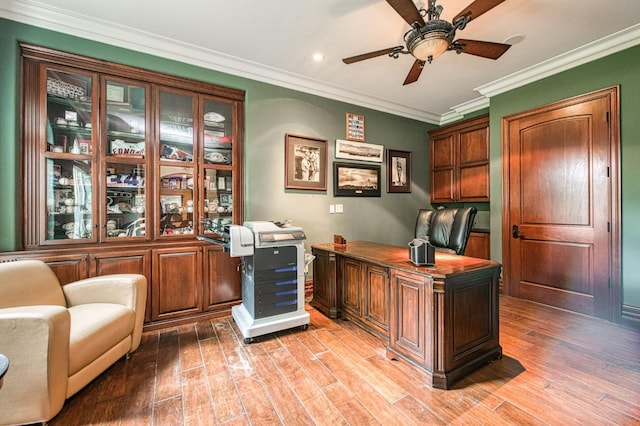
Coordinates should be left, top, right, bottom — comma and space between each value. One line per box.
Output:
204, 247, 241, 308
431, 169, 456, 203
459, 164, 490, 201
91, 249, 150, 277
341, 257, 362, 316
459, 126, 488, 164
465, 232, 490, 259
152, 247, 202, 320
364, 264, 389, 332
431, 135, 455, 168
389, 270, 431, 369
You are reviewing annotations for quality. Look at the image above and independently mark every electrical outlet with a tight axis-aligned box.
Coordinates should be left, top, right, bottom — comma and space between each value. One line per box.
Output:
335, 204, 344, 213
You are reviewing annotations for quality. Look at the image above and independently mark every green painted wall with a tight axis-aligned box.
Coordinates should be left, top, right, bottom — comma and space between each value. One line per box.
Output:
0, 18, 434, 254
489, 44, 640, 306
2, 18, 638, 309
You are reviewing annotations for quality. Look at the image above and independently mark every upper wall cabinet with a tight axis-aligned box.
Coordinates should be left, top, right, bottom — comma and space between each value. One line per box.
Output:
20, 44, 245, 249
428, 114, 489, 203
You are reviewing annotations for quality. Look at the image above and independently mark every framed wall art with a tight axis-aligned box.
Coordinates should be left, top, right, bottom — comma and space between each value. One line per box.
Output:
335, 139, 384, 163
346, 113, 365, 141
334, 162, 381, 197
387, 149, 412, 193
285, 133, 328, 190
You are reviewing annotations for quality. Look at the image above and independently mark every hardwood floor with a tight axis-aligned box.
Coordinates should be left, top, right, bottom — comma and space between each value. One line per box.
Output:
49, 296, 640, 425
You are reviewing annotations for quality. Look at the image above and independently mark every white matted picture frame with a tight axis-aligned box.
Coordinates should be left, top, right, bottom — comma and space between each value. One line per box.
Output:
335, 139, 384, 163
346, 113, 365, 141
285, 133, 328, 190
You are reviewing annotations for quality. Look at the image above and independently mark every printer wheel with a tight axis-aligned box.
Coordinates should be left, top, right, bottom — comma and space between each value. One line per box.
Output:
243, 337, 253, 344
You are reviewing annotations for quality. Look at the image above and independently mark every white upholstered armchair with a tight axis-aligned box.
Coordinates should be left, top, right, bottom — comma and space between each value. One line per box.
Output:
0, 259, 146, 425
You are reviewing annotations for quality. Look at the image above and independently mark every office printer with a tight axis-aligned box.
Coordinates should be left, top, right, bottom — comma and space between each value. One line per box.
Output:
198, 221, 310, 343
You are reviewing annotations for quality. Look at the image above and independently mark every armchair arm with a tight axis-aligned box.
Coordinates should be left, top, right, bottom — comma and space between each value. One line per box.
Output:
62, 274, 147, 351
0, 306, 70, 425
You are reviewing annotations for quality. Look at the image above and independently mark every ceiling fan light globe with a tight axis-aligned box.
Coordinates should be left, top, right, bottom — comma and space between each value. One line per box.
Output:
409, 34, 449, 61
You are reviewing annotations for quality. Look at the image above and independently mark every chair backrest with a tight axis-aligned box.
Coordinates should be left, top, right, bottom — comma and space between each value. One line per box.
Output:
0, 260, 66, 309
414, 207, 477, 255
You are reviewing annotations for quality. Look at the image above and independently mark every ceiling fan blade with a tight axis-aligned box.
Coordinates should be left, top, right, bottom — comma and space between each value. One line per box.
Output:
453, 0, 505, 25
343, 46, 402, 64
403, 59, 424, 85
386, 0, 425, 26
454, 39, 511, 59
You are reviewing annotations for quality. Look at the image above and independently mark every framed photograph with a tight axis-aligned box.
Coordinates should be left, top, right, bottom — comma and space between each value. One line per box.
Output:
285, 134, 328, 190
334, 162, 381, 197
220, 193, 233, 207
346, 113, 365, 142
335, 139, 384, 163
106, 82, 129, 105
387, 149, 412, 193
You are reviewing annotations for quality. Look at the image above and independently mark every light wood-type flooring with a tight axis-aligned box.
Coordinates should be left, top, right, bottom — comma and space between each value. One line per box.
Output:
49, 296, 640, 425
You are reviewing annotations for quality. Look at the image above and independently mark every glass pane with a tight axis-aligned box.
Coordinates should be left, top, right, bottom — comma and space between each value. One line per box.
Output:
106, 81, 146, 158
159, 165, 194, 236
46, 159, 93, 240
159, 91, 194, 163
202, 169, 233, 234
203, 99, 233, 165
46, 69, 93, 154
106, 163, 146, 238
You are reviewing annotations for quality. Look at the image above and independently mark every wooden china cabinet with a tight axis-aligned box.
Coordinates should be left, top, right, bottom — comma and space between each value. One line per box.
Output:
4, 44, 245, 328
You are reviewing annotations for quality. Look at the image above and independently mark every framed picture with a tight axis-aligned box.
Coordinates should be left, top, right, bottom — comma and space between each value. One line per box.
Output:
387, 149, 412, 193
346, 113, 365, 142
334, 162, 381, 197
285, 134, 328, 190
220, 193, 233, 207
106, 82, 129, 105
335, 139, 384, 163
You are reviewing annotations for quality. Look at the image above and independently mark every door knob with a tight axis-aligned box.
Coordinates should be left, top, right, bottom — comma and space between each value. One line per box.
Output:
512, 224, 519, 239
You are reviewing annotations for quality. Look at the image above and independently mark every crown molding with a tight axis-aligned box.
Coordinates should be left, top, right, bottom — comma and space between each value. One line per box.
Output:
1, 1, 639, 125
0, 0, 441, 123
476, 23, 640, 98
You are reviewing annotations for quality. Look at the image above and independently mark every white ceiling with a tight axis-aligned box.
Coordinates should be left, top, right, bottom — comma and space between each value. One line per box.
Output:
2, 0, 640, 124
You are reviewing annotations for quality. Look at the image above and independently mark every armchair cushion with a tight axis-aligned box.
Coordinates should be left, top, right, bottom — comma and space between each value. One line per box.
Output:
67, 303, 135, 376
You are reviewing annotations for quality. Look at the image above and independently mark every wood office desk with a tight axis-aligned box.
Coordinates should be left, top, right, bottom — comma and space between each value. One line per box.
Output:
311, 241, 502, 389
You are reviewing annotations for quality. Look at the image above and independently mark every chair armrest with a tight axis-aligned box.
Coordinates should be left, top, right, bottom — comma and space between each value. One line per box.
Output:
0, 306, 70, 424
62, 274, 145, 310
62, 274, 147, 351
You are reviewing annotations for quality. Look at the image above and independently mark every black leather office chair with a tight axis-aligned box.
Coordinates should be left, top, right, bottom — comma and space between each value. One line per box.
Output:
414, 206, 477, 255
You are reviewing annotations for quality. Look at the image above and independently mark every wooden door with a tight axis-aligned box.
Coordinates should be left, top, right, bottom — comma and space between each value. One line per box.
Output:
503, 87, 620, 320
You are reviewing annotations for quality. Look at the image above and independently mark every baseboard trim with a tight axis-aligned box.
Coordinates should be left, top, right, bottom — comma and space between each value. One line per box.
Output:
621, 303, 640, 330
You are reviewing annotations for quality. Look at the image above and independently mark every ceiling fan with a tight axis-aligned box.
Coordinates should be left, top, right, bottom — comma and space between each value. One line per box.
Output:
343, 0, 512, 85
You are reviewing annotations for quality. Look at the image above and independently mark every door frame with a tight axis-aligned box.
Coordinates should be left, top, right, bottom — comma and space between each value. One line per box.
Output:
500, 86, 621, 322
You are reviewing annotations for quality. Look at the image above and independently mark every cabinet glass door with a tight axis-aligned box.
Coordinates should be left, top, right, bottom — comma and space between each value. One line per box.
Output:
46, 159, 93, 240
202, 169, 233, 234
158, 90, 195, 237
44, 69, 96, 242
104, 80, 148, 240
202, 98, 235, 236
